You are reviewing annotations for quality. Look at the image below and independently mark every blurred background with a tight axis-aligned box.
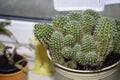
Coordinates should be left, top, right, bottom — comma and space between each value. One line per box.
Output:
0, 0, 120, 20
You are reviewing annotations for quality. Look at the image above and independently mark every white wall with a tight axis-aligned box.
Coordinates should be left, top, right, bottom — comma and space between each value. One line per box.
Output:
0, 20, 37, 44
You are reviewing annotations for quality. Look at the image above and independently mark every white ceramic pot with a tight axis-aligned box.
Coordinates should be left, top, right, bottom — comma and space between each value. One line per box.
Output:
47, 51, 120, 80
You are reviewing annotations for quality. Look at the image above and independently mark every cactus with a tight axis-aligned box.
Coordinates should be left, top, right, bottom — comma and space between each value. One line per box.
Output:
94, 17, 117, 56
72, 44, 82, 60
53, 15, 69, 33
64, 34, 75, 47
66, 21, 82, 43
61, 46, 72, 59
83, 9, 100, 21
49, 31, 64, 54
80, 15, 96, 35
34, 23, 54, 43
81, 35, 95, 53
52, 53, 65, 65
86, 51, 99, 66
113, 36, 120, 54
63, 61, 77, 69
75, 51, 86, 65
113, 19, 120, 54
68, 12, 82, 21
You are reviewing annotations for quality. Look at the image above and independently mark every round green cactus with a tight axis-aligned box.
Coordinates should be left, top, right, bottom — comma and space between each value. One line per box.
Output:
49, 31, 64, 53
34, 23, 53, 43
72, 44, 82, 60
86, 51, 99, 66
80, 15, 96, 35
94, 17, 117, 56
53, 15, 69, 33
83, 9, 100, 21
63, 61, 77, 69
68, 12, 82, 21
66, 21, 82, 43
75, 52, 86, 65
81, 35, 95, 53
52, 53, 65, 65
61, 46, 72, 59
64, 34, 75, 47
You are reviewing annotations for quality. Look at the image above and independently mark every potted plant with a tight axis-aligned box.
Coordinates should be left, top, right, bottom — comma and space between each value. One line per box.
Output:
34, 9, 120, 80
0, 20, 28, 80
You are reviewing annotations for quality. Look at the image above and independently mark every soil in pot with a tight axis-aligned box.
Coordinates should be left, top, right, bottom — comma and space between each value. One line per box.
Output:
0, 54, 27, 74
101, 52, 120, 68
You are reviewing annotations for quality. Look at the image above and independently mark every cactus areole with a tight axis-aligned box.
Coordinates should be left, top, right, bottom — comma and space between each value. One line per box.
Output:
34, 9, 120, 71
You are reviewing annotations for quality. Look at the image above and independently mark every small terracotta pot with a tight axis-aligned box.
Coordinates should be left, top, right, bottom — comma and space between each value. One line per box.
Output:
0, 55, 28, 80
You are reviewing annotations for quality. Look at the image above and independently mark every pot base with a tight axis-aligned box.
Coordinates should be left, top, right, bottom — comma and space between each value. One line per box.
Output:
55, 68, 118, 80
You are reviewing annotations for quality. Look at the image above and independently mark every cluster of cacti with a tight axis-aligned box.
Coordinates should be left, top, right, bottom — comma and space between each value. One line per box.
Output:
34, 9, 119, 70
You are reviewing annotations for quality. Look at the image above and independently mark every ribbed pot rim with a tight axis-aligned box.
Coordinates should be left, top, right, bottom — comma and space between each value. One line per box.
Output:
47, 50, 120, 74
